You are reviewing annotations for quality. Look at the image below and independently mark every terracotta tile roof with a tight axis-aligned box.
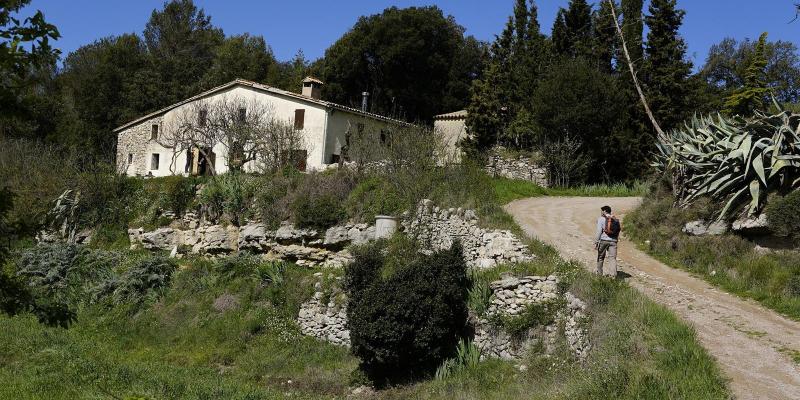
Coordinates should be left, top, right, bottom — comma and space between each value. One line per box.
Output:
113, 78, 408, 132
433, 110, 467, 120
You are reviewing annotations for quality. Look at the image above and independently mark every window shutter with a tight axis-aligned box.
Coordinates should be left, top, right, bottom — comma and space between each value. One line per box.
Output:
294, 109, 305, 130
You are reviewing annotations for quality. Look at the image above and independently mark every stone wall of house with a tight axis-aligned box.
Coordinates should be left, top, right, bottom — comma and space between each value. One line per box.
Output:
485, 148, 548, 187
128, 213, 373, 267
116, 116, 163, 176
402, 199, 534, 269
472, 275, 590, 360
296, 274, 590, 361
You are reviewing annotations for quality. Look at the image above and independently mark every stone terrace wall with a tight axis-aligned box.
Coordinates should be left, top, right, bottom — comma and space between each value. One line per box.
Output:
297, 274, 590, 362
472, 275, 589, 360
403, 199, 534, 269
485, 148, 548, 187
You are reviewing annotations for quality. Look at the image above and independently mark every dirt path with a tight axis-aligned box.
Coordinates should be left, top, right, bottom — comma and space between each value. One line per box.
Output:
506, 197, 800, 400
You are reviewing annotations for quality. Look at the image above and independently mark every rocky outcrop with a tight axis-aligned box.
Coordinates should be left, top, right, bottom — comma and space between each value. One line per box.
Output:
403, 199, 534, 268
129, 222, 373, 267
473, 275, 589, 360
485, 148, 548, 187
296, 274, 590, 362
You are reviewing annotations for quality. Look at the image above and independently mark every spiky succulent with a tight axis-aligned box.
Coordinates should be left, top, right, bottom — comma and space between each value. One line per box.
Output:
655, 108, 800, 219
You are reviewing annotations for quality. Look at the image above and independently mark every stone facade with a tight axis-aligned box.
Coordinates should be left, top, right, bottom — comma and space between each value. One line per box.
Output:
485, 148, 548, 187
473, 275, 589, 360
296, 274, 590, 362
403, 199, 534, 269
116, 115, 163, 177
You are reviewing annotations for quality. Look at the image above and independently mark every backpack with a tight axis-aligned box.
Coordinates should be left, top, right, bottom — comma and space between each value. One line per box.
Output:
604, 216, 621, 239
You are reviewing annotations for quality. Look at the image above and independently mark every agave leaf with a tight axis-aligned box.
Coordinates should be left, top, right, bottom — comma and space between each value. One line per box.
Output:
748, 180, 761, 215
719, 186, 749, 220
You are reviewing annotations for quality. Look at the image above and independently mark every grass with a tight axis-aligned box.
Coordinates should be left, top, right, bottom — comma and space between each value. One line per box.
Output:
0, 163, 730, 399
0, 229, 731, 399
492, 178, 648, 204
626, 185, 800, 321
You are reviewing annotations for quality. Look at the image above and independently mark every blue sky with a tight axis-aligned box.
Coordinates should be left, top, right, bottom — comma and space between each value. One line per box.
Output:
26, 0, 800, 67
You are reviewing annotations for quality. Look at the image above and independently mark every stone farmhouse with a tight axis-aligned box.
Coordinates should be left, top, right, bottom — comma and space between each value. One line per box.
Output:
115, 77, 403, 176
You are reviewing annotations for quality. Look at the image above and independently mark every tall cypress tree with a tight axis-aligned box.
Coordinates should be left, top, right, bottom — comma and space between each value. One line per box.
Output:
552, 9, 571, 56
564, 0, 593, 59
593, 0, 617, 73
643, 0, 692, 131
621, 0, 644, 67
724, 32, 770, 116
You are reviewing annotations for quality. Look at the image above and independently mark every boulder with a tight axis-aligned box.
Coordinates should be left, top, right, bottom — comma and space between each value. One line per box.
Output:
682, 220, 728, 236
323, 225, 351, 248
732, 214, 770, 236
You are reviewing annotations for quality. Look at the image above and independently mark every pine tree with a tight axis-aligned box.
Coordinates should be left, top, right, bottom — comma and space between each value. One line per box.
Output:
643, 0, 692, 131
723, 32, 770, 116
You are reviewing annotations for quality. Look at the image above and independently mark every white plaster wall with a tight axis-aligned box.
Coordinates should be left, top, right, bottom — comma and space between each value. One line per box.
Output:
324, 110, 393, 163
117, 85, 330, 176
434, 118, 467, 161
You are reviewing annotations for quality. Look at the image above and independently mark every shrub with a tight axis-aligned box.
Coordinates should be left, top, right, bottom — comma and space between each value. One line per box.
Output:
434, 339, 481, 380
293, 193, 346, 230
156, 176, 199, 217
344, 238, 469, 384
198, 173, 256, 225
766, 190, 800, 239
345, 176, 405, 222
107, 255, 176, 305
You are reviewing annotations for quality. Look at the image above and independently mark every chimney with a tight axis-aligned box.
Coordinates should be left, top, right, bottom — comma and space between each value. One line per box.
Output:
361, 91, 369, 112
302, 77, 323, 100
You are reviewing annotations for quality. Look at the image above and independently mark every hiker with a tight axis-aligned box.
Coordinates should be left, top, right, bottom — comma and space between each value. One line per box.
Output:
595, 205, 621, 277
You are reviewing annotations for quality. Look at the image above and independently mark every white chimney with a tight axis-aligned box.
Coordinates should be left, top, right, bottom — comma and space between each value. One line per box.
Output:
361, 91, 369, 112
302, 77, 323, 100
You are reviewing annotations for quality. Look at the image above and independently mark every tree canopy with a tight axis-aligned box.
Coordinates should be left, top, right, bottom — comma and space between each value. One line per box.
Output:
318, 6, 486, 122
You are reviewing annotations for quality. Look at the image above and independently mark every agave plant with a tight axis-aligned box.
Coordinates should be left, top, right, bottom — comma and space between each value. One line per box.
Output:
655, 106, 800, 219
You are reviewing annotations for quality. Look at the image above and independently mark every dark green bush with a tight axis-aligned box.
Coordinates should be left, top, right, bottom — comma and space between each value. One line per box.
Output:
293, 193, 346, 229
344, 238, 469, 385
767, 190, 800, 239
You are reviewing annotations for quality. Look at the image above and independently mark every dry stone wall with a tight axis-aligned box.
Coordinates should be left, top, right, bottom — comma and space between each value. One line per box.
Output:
296, 274, 590, 362
297, 272, 349, 346
485, 148, 548, 187
473, 275, 590, 360
403, 199, 534, 269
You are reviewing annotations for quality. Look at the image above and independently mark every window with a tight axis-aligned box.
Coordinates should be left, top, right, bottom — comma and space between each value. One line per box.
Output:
151, 153, 160, 170
150, 124, 159, 140
238, 107, 246, 123
294, 109, 305, 130
127, 153, 133, 164
198, 109, 207, 127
